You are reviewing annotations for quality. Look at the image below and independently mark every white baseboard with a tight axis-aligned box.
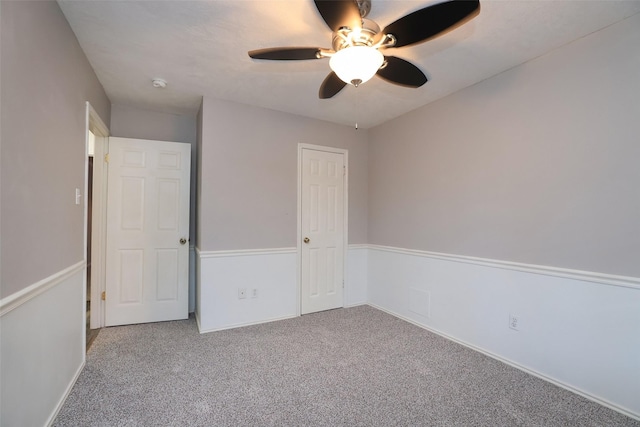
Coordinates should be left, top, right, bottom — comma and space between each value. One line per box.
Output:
46, 361, 85, 426
195, 309, 202, 332
198, 313, 299, 334
344, 301, 367, 308
368, 302, 639, 421
366, 245, 640, 420
1, 263, 86, 426
196, 248, 298, 331
196, 246, 369, 331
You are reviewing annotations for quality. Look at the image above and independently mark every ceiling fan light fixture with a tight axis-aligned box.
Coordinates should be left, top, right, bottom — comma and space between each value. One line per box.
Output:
329, 46, 384, 86
249, 0, 480, 98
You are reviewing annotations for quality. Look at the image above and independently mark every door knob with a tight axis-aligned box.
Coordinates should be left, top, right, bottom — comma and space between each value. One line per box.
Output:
303, 237, 310, 244
179, 238, 187, 245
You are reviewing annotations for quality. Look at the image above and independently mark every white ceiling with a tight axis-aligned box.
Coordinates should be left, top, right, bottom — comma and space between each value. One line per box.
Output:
58, 0, 640, 129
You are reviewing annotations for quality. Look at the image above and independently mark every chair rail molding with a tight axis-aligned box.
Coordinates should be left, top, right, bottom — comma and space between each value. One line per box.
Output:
0, 260, 85, 316
368, 244, 640, 290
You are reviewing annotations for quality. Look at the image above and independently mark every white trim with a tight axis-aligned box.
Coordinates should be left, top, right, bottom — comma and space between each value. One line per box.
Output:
196, 247, 296, 258
45, 361, 85, 427
367, 302, 640, 421
297, 146, 303, 317
189, 246, 196, 313
86, 102, 110, 329
297, 144, 349, 316
86, 102, 109, 137
297, 143, 348, 155
368, 244, 640, 290
1, 265, 85, 425
196, 248, 297, 331
348, 244, 368, 250
344, 302, 367, 308
197, 313, 298, 334
0, 261, 85, 316
195, 309, 202, 332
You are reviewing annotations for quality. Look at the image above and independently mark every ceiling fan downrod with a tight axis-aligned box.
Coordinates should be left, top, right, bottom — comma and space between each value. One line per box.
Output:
355, 0, 372, 18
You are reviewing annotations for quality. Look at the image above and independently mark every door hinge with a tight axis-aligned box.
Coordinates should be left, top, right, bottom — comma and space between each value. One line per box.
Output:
101, 291, 106, 301
104, 153, 109, 163
343, 165, 346, 176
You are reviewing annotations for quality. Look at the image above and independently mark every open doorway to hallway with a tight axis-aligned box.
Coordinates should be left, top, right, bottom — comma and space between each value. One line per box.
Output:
85, 102, 110, 350
86, 130, 99, 350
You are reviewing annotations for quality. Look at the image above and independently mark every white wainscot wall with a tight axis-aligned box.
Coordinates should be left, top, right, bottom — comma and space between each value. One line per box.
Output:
0, 262, 86, 426
196, 248, 298, 333
196, 246, 368, 333
189, 246, 196, 313
366, 245, 640, 420
346, 245, 368, 307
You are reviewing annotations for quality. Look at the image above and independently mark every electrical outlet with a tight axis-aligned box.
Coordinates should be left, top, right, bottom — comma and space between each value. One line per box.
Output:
509, 314, 520, 331
238, 288, 247, 299
251, 289, 258, 298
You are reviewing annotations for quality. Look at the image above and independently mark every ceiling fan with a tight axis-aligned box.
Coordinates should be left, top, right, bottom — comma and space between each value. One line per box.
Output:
248, 0, 481, 99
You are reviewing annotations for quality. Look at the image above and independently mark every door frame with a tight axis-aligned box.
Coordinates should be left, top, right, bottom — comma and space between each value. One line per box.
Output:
85, 102, 109, 330
297, 143, 348, 316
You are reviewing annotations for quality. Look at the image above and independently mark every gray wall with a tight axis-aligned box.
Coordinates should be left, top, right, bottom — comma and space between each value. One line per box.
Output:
111, 104, 196, 145
1, 0, 111, 297
110, 104, 198, 244
198, 97, 368, 251
368, 13, 640, 277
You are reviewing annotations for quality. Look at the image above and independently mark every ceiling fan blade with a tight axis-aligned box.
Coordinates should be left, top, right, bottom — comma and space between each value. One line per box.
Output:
376, 56, 428, 88
383, 0, 480, 48
249, 47, 323, 60
314, 0, 362, 32
319, 72, 347, 99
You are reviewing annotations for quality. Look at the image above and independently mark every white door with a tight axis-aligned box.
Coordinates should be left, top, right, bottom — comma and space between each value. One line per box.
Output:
105, 137, 191, 326
300, 146, 346, 315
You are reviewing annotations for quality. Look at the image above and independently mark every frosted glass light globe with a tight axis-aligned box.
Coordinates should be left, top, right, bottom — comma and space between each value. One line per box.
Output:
330, 46, 384, 86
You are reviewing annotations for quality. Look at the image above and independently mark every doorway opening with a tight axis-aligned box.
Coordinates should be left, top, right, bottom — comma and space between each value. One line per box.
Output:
86, 130, 99, 349
85, 102, 109, 351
